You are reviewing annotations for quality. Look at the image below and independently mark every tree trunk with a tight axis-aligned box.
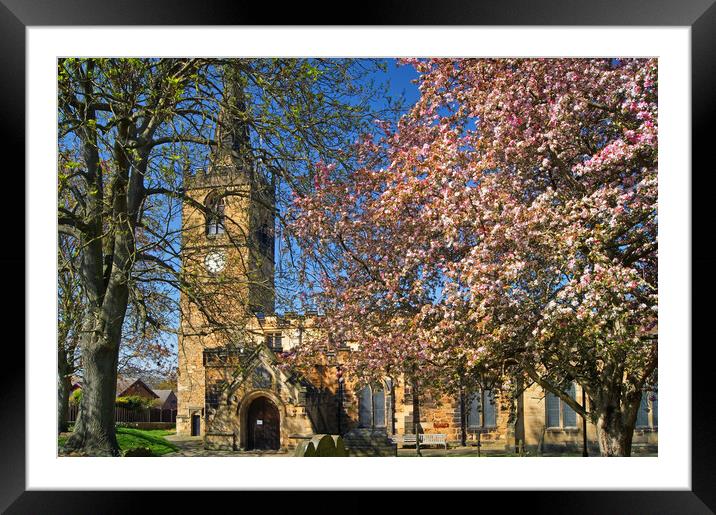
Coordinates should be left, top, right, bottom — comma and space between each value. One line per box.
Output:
57, 351, 72, 434
65, 308, 125, 456
594, 403, 635, 457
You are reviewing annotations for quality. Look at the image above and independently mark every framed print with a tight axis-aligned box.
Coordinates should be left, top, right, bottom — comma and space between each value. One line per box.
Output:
3, 0, 715, 512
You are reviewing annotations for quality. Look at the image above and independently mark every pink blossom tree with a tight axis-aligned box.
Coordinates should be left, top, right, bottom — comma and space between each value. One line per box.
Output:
289, 58, 657, 456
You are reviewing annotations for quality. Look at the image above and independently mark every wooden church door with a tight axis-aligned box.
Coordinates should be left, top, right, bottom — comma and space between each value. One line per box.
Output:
247, 397, 280, 450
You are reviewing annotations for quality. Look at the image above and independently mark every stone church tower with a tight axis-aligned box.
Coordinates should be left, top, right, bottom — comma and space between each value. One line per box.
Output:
176, 70, 276, 437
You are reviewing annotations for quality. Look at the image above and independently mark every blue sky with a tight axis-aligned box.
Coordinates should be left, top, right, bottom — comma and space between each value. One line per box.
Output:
272, 59, 423, 314
381, 58, 421, 107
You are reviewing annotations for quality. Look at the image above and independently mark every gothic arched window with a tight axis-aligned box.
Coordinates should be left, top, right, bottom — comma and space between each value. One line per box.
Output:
358, 383, 387, 429
545, 382, 578, 429
467, 389, 498, 429
205, 192, 225, 236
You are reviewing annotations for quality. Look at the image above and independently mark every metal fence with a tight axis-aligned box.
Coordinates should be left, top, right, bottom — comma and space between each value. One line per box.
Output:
67, 405, 177, 423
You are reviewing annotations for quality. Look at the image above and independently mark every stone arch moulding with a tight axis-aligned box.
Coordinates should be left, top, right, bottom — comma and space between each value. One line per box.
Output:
237, 389, 288, 450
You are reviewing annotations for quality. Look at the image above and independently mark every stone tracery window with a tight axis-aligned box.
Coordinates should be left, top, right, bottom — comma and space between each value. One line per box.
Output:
358, 383, 387, 429
546, 382, 578, 429
467, 389, 497, 429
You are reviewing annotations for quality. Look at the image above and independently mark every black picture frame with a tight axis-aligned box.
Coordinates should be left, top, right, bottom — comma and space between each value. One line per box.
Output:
2, 1, 713, 512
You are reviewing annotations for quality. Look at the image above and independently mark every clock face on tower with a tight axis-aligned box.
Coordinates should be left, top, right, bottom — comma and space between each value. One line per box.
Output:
204, 250, 226, 274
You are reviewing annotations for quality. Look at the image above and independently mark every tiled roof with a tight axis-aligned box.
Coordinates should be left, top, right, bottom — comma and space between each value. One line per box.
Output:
116, 376, 158, 398
153, 389, 175, 404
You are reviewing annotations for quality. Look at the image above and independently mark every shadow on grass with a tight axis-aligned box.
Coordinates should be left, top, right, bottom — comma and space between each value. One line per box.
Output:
116, 427, 179, 456
58, 427, 179, 456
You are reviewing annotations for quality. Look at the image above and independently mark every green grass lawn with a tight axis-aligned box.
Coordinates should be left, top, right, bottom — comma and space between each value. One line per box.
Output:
59, 427, 178, 456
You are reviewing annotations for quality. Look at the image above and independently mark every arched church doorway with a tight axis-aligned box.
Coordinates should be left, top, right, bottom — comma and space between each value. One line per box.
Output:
246, 396, 280, 450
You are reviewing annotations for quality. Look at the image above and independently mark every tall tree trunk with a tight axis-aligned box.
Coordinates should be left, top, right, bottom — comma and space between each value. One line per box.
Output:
65, 259, 130, 456
593, 391, 638, 457
57, 350, 72, 434
65, 324, 122, 456
595, 410, 634, 456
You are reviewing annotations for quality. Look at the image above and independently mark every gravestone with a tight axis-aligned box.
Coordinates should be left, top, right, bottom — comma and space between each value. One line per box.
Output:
331, 435, 347, 456
293, 434, 347, 457
311, 434, 334, 456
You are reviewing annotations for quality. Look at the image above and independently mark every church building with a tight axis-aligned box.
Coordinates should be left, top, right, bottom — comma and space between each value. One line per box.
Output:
175, 79, 658, 456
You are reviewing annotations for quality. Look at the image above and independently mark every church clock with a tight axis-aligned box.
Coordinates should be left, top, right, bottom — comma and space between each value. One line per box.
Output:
204, 250, 227, 274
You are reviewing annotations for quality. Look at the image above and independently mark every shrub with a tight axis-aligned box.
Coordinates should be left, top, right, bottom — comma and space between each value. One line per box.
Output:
115, 395, 155, 410
69, 389, 82, 406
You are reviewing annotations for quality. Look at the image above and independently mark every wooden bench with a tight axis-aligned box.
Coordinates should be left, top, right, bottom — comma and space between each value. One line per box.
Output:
391, 433, 447, 449
419, 433, 448, 449
390, 434, 415, 447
